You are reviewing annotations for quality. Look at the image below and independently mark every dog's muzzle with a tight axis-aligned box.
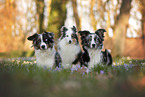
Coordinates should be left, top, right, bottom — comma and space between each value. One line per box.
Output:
41, 45, 47, 50
69, 40, 72, 44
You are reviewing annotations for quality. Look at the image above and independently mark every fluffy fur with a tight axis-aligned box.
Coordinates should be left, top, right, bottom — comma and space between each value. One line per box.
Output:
79, 29, 112, 69
58, 26, 82, 68
87, 49, 102, 68
27, 31, 61, 68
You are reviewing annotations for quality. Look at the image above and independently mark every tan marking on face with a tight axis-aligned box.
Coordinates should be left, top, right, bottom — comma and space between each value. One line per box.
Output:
72, 38, 77, 44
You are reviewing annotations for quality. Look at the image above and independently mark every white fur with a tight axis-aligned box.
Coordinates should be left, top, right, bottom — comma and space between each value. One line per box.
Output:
90, 35, 96, 48
35, 48, 56, 68
66, 29, 73, 42
40, 34, 47, 50
58, 38, 81, 68
87, 49, 102, 69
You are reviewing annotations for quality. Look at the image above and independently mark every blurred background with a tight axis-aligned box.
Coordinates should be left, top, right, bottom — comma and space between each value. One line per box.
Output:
0, 0, 144, 59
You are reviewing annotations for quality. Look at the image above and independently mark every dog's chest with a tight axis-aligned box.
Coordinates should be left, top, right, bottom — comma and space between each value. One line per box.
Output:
88, 49, 101, 68
35, 49, 55, 68
58, 40, 80, 65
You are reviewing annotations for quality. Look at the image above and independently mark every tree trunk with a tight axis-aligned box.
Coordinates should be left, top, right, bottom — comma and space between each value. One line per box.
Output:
140, 0, 145, 58
47, 0, 68, 39
72, 0, 81, 31
36, 0, 45, 33
90, 0, 97, 30
112, 0, 132, 57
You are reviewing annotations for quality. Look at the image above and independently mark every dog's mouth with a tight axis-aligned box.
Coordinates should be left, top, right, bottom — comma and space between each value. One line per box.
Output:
40, 48, 48, 50
40, 48, 47, 50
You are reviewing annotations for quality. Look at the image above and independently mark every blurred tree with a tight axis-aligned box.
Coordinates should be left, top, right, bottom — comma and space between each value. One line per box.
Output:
72, 0, 81, 31
90, 0, 97, 30
35, 0, 45, 33
139, 0, 145, 58
47, 0, 68, 39
12, 0, 38, 51
0, 0, 38, 52
112, 0, 132, 57
0, 0, 16, 52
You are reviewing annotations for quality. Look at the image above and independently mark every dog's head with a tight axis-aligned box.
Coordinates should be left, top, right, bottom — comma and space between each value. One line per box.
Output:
27, 31, 54, 50
60, 26, 78, 44
79, 29, 106, 50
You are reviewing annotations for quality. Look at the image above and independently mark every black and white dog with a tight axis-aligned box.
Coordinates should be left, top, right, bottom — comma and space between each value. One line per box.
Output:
27, 31, 61, 68
79, 29, 112, 69
57, 26, 82, 68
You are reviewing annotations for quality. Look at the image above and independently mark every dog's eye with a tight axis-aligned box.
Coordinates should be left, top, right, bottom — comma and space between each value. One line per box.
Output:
89, 38, 92, 41
37, 39, 41, 43
71, 34, 75, 38
85, 41, 88, 43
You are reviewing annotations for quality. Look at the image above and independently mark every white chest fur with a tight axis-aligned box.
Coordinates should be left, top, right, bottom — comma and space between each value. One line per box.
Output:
58, 39, 81, 67
88, 49, 102, 69
35, 49, 55, 68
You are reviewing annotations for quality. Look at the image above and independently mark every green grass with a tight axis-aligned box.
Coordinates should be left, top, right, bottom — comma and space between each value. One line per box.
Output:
0, 58, 145, 97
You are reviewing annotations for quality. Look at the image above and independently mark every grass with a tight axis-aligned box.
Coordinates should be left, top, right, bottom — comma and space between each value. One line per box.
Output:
0, 58, 145, 97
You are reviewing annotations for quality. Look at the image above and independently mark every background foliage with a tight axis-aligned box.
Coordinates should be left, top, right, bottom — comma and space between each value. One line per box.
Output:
0, 0, 145, 58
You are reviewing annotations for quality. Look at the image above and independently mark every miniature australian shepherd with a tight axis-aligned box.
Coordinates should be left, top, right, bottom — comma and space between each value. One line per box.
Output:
79, 29, 112, 69
57, 26, 82, 68
27, 31, 61, 68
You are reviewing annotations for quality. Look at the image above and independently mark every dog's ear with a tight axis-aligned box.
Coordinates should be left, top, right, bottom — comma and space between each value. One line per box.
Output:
78, 30, 90, 37
72, 26, 77, 33
27, 33, 38, 41
95, 29, 106, 40
60, 26, 68, 33
44, 31, 54, 37
48, 32, 54, 43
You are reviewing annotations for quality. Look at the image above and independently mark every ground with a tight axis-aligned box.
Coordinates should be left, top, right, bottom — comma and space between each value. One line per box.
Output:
0, 57, 145, 97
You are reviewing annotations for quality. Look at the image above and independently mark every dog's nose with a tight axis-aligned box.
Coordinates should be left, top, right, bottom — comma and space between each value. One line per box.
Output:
69, 40, 72, 44
41, 45, 45, 49
92, 44, 95, 47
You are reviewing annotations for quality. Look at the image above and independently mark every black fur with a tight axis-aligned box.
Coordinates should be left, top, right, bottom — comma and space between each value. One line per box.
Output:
101, 49, 112, 66
27, 33, 40, 49
60, 26, 68, 40
27, 33, 38, 41
81, 49, 90, 67
27, 31, 62, 67
60, 26, 78, 43
58, 26, 82, 66
55, 51, 62, 67
79, 29, 112, 67
79, 30, 103, 49
72, 52, 82, 64
95, 29, 106, 41
44, 31, 54, 43
71, 26, 77, 33
27, 32, 54, 50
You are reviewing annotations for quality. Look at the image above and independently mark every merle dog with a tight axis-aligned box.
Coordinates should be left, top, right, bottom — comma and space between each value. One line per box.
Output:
27, 31, 61, 68
79, 29, 112, 68
57, 26, 82, 68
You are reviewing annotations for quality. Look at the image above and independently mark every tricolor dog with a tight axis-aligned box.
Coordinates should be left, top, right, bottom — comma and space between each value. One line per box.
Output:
27, 31, 61, 68
79, 29, 112, 69
58, 26, 82, 68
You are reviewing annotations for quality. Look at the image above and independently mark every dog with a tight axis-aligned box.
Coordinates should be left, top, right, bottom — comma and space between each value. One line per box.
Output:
27, 31, 61, 68
79, 29, 112, 69
57, 26, 82, 68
